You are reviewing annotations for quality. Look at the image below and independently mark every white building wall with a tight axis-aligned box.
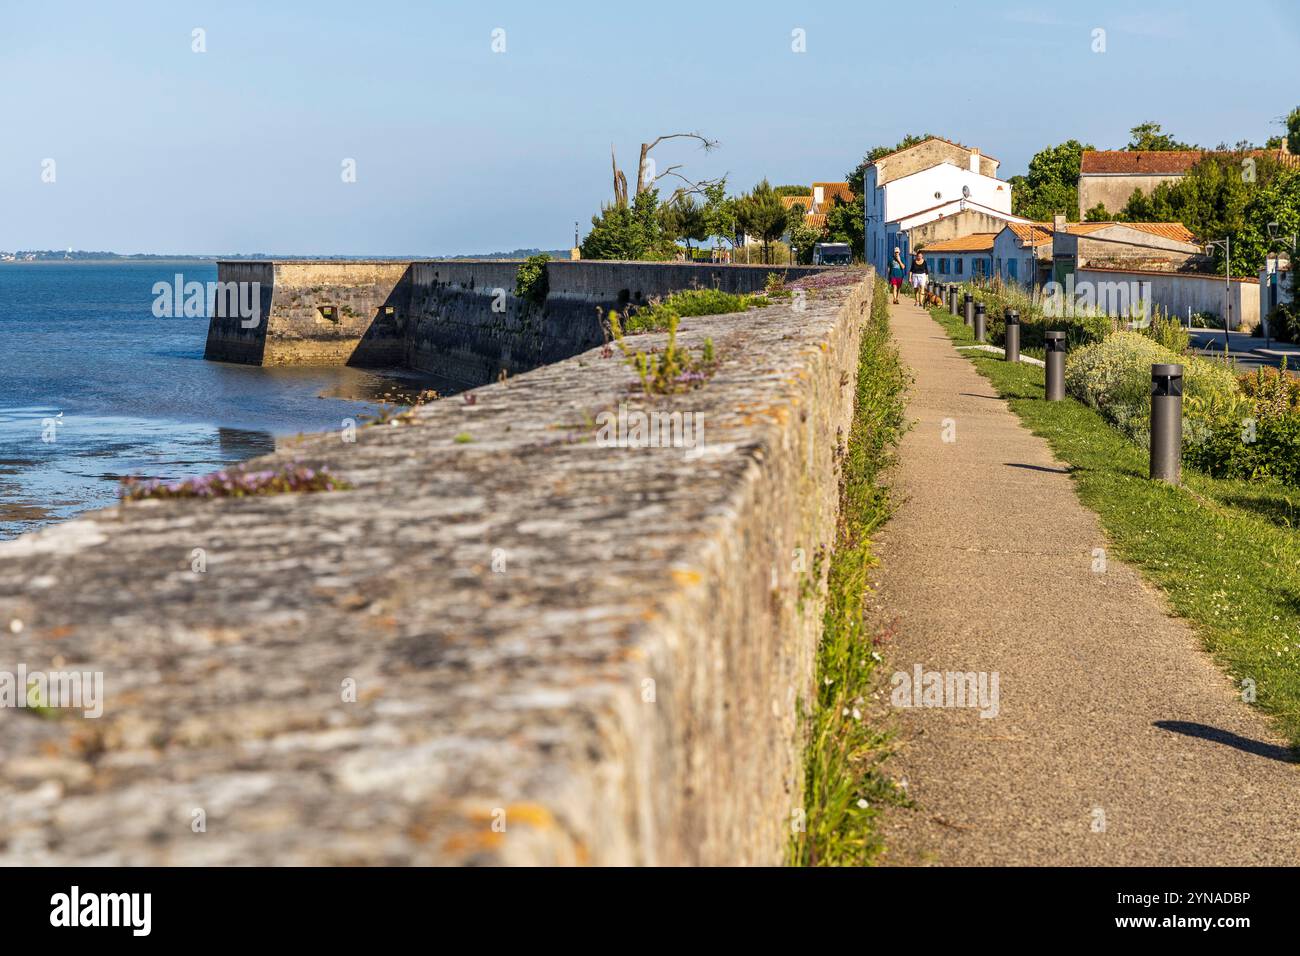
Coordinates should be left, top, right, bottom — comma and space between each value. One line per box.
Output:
866, 162, 1014, 275
1076, 268, 1261, 329
991, 229, 1042, 286
881, 163, 1012, 223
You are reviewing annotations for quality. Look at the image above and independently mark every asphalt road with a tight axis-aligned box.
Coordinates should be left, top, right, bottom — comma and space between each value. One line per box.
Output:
1187, 328, 1300, 374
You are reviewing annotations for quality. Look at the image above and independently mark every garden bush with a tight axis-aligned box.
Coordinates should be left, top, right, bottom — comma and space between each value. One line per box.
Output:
1065, 331, 1244, 449
514, 254, 551, 305
623, 287, 758, 333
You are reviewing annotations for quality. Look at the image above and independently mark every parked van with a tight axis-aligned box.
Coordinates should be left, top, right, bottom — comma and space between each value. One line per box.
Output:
813, 242, 852, 265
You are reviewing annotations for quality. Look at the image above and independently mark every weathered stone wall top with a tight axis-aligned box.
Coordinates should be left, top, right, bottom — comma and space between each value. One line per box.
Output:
0, 272, 874, 865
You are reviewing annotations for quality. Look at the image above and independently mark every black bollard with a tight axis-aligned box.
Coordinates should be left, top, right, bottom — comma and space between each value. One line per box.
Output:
1004, 309, 1020, 362
963, 293, 974, 327
973, 302, 986, 342
1150, 364, 1183, 484
1044, 331, 1066, 401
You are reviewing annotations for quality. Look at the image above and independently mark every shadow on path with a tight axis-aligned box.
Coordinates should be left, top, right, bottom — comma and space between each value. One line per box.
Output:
1004, 462, 1070, 475
1154, 720, 1298, 764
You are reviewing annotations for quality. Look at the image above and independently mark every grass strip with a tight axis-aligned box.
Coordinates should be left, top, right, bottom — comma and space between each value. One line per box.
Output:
791, 279, 911, 866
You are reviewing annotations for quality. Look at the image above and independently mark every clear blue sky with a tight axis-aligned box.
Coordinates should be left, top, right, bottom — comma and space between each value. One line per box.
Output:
1, 0, 1296, 256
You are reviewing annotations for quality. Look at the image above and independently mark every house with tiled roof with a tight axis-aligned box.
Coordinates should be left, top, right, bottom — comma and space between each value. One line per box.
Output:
1006, 214, 1261, 329
772, 182, 851, 250
916, 232, 1000, 282
863, 137, 1025, 275
1078, 147, 1300, 218
1051, 216, 1202, 278
990, 222, 1055, 286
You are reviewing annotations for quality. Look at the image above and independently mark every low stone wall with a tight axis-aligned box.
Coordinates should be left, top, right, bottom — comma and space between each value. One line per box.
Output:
1, 273, 873, 865
405, 260, 831, 388
206, 259, 830, 387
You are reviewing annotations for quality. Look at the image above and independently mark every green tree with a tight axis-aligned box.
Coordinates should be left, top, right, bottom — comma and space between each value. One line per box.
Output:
824, 195, 864, 259
581, 189, 670, 260
700, 180, 739, 253
774, 185, 812, 196
1237, 165, 1300, 277
788, 205, 826, 265
1083, 202, 1112, 222
661, 194, 710, 257
1286, 106, 1300, 155
1126, 122, 1193, 151
1121, 152, 1291, 275
736, 180, 788, 264
1010, 139, 1094, 220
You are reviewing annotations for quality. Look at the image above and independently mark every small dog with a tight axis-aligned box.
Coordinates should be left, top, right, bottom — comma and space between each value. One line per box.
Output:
922, 287, 944, 308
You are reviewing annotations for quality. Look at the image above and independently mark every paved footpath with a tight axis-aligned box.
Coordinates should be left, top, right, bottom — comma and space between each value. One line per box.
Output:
872, 298, 1299, 866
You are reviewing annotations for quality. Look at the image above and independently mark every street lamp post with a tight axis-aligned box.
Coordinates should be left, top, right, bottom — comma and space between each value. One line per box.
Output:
1204, 238, 1232, 351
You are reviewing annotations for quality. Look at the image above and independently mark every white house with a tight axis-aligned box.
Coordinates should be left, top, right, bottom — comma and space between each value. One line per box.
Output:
864, 138, 1025, 274
991, 222, 1054, 287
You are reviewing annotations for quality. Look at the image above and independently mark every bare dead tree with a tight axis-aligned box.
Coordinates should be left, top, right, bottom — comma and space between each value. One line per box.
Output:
611, 146, 628, 206
610, 131, 722, 206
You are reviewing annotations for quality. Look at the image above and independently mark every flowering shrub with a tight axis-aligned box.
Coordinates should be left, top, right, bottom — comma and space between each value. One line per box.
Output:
121, 463, 350, 501
1065, 332, 1244, 449
1238, 364, 1300, 414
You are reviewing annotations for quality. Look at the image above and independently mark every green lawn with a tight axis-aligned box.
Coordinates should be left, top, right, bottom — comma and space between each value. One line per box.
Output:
930, 306, 1300, 750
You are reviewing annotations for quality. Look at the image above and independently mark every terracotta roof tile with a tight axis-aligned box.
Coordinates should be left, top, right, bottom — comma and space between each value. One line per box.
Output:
1064, 221, 1197, 243
1081, 148, 1300, 176
1080, 151, 1203, 175
811, 182, 854, 204
918, 233, 999, 253
1006, 222, 1054, 246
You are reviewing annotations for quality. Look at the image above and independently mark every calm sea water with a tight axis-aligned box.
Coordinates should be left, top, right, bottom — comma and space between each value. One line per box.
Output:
0, 260, 441, 539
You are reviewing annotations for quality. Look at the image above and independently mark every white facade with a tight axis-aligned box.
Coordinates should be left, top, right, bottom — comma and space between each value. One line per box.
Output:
991, 226, 1051, 287
866, 161, 1016, 274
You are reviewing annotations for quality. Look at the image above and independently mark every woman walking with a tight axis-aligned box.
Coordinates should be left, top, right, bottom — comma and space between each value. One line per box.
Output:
909, 251, 929, 306
887, 247, 907, 304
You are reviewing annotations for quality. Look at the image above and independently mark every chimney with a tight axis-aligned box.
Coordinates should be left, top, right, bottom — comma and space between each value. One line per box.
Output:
1052, 214, 1067, 233
969, 148, 981, 174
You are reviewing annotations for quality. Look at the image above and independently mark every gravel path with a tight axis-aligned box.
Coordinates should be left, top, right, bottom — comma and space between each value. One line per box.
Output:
872, 299, 1300, 866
